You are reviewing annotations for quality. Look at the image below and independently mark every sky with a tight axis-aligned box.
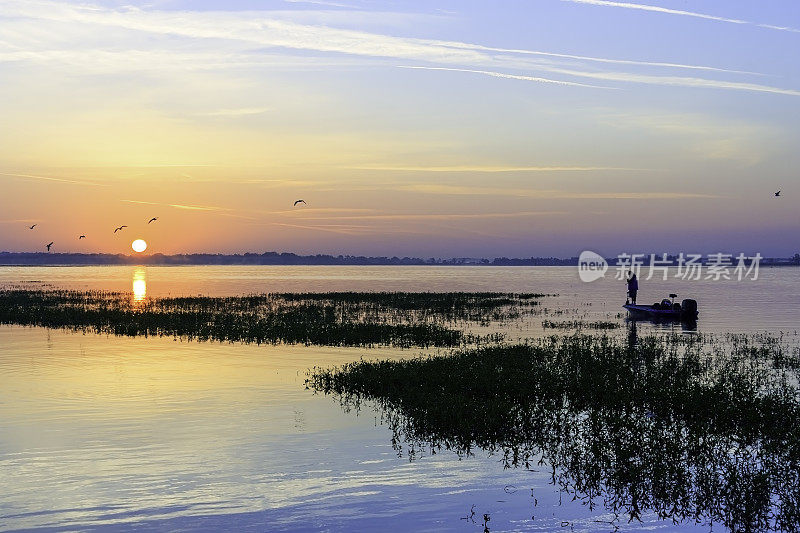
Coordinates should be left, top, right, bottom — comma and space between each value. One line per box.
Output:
0, 0, 798, 258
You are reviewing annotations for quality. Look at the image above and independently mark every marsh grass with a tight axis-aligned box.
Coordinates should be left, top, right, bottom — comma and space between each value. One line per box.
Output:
0, 290, 543, 348
542, 319, 621, 330
308, 334, 800, 532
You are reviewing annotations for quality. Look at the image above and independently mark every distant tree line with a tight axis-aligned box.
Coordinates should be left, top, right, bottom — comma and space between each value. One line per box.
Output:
0, 251, 578, 266
0, 251, 798, 267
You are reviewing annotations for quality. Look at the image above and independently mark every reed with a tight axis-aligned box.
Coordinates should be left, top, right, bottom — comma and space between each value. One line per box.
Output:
308, 333, 800, 531
0, 289, 542, 348
542, 319, 621, 330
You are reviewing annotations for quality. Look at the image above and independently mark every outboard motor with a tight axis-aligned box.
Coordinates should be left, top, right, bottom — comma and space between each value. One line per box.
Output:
681, 299, 698, 319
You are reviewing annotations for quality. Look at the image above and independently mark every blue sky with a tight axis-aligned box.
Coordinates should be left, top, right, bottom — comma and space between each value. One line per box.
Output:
0, 0, 798, 257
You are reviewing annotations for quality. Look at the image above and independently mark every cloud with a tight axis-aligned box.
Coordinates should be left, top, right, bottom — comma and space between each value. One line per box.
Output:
196, 107, 272, 117
273, 207, 378, 215
596, 110, 773, 164
0, 218, 39, 224
399, 66, 613, 89
121, 199, 231, 211
3, 0, 798, 97
0, 47, 367, 73
121, 199, 378, 219
434, 41, 761, 76
393, 184, 721, 199
0, 15, 758, 80
534, 66, 800, 97
269, 222, 382, 235
561, 0, 800, 33
283, 0, 356, 8
119, 164, 217, 168
296, 211, 571, 221
0, 1, 488, 65
345, 164, 650, 172
0, 172, 108, 186
257, 222, 432, 236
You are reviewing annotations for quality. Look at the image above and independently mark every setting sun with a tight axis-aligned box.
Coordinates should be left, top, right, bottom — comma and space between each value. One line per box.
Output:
131, 239, 147, 253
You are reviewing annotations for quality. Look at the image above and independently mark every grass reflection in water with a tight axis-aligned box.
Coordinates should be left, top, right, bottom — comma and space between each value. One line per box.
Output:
309, 333, 800, 532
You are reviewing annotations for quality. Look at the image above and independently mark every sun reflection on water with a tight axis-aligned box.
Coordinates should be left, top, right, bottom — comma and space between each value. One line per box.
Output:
132, 268, 147, 302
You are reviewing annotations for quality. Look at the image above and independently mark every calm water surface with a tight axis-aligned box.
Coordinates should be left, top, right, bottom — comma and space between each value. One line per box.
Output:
1, 266, 799, 531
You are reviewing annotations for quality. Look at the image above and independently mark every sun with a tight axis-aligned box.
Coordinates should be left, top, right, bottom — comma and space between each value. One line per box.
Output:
131, 239, 147, 253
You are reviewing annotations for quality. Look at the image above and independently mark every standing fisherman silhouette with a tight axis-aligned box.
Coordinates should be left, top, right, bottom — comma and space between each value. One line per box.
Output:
626, 271, 638, 305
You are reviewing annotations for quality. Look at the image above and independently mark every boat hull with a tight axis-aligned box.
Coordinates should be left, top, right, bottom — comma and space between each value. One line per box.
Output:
623, 304, 698, 321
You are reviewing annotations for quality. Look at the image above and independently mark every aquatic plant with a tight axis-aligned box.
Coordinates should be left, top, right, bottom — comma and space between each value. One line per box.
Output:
542, 319, 621, 330
308, 334, 800, 532
274, 292, 547, 324
0, 290, 541, 348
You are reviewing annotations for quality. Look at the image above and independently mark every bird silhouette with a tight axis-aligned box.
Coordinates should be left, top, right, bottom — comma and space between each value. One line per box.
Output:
46, 242, 53, 252
148, 217, 158, 224
775, 190, 781, 197
114, 225, 127, 233
293, 199, 306, 206
79, 235, 86, 239
29, 224, 37, 229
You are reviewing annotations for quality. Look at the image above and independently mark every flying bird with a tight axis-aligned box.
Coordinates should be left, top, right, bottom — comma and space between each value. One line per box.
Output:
148, 217, 158, 224
79, 235, 86, 239
114, 225, 127, 233
46, 242, 53, 252
29, 224, 37, 229
775, 190, 781, 197
293, 199, 306, 206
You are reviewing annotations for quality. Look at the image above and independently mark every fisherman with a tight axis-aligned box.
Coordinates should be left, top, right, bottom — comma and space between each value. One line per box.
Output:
626, 271, 638, 305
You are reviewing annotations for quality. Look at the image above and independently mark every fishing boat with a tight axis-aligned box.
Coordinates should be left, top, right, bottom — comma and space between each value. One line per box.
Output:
623, 293, 698, 321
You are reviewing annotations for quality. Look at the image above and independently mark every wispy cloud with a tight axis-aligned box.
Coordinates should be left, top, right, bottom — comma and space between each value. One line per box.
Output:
269, 221, 501, 238
393, 184, 721, 199
3, 0, 797, 97
346, 164, 650, 172
283, 0, 356, 8
117, 164, 217, 168
259, 221, 440, 237
0, 218, 39, 224
121, 199, 231, 211
197, 107, 272, 117
121, 199, 376, 219
268, 222, 379, 235
216, 212, 259, 221
399, 66, 613, 89
297, 211, 570, 222
596, 110, 772, 164
435, 41, 761, 76
561, 0, 800, 33
0, 172, 108, 186
535, 66, 800, 97
273, 207, 378, 215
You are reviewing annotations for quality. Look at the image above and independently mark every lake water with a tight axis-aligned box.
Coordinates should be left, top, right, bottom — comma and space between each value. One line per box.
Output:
1, 266, 799, 532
